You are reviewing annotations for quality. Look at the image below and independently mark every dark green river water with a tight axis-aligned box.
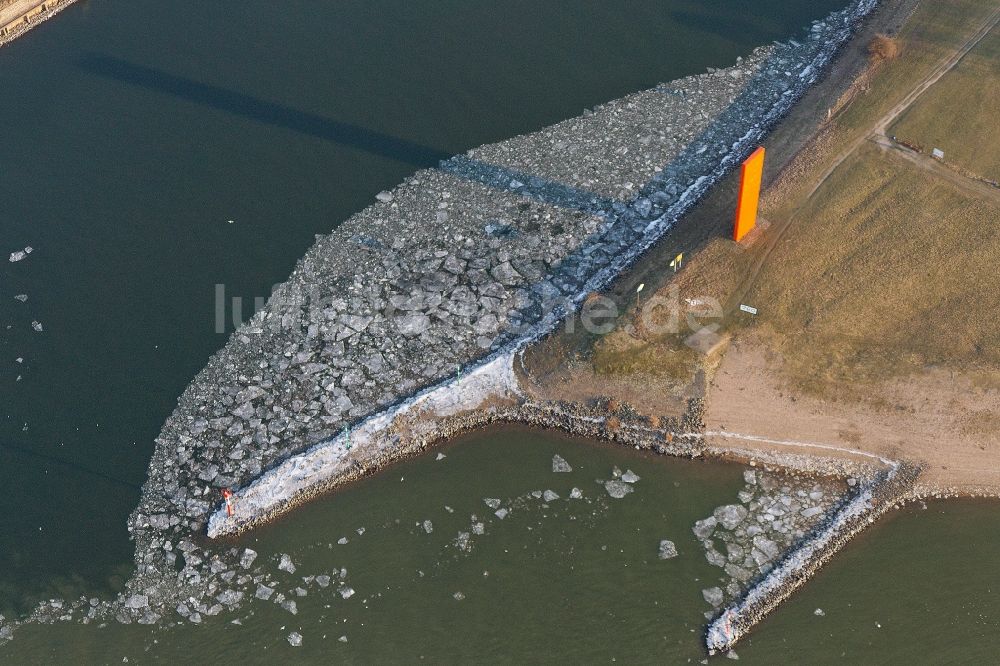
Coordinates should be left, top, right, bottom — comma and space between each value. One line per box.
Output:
6, 0, 997, 662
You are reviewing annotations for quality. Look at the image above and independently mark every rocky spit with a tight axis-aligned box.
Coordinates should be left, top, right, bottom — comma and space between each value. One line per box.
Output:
0, 0, 887, 648
705, 462, 921, 653
694, 470, 849, 613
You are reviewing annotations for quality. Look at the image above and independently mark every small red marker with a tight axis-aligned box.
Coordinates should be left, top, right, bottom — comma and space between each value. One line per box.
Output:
222, 488, 235, 517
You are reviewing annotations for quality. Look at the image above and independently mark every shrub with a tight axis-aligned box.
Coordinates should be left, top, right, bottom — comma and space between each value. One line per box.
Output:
868, 34, 900, 62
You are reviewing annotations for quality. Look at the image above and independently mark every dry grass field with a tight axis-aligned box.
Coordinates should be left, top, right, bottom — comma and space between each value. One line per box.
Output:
890, 25, 1000, 181
749, 141, 1000, 400
523, 0, 1000, 489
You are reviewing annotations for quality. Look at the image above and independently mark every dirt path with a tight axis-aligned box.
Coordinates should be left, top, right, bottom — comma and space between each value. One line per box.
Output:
724, 6, 1000, 321
703, 7, 1000, 494
870, 133, 1000, 205
811, 5, 1000, 204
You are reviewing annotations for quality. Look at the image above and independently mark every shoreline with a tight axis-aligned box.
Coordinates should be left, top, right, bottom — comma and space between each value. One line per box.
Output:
0, 0, 78, 48
3, 0, 944, 651
201, 1, 879, 539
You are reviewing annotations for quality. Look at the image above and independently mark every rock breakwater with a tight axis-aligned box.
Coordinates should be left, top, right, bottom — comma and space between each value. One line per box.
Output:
705, 461, 920, 653
0, 0, 882, 641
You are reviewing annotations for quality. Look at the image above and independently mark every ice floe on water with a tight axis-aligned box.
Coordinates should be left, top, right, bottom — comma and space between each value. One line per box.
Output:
603, 480, 633, 499
552, 454, 573, 473
658, 540, 678, 560
8, 246, 32, 262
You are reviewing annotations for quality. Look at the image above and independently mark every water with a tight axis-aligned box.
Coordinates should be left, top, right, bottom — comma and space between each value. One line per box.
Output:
5, 430, 1000, 663
3, 427, 751, 662
0, 0, 849, 616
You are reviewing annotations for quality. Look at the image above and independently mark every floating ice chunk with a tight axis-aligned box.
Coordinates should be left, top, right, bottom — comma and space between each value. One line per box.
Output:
621, 470, 641, 484
14, 294, 27, 302
339, 635, 348, 643
31, 321, 43, 332
281, 600, 298, 615
316, 575, 331, 588
705, 548, 727, 568
423, 520, 433, 534
604, 480, 633, 499
494, 508, 508, 520
692, 517, 717, 539
569, 487, 583, 499
453, 591, 465, 601
713, 504, 748, 530
356, 527, 366, 536
240, 548, 258, 569
542, 490, 559, 502
483, 498, 501, 510
702, 587, 724, 607
278, 554, 296, 574
552, 454, 572, 473
801, 506, 824, 519
814, 608, 825, 616
337, 537, 349, 545
339, 586, 355, 599
436, 452, 446, 460
658, 540, 678, 559
8, 247, 32, 262
255, 585, 274, 600
287, 632, 303, 646
471, 522, 485, 535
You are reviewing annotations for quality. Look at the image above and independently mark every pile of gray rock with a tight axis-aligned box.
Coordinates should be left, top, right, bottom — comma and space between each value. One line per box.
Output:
696, 470, 846, 609
109, 0, 878, 629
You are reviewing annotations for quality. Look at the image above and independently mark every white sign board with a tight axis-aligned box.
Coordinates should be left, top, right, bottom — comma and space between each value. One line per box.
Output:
739, 304, 758, 315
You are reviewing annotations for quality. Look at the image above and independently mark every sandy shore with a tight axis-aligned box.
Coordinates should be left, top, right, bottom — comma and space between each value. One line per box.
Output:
705, 339, 1000, 495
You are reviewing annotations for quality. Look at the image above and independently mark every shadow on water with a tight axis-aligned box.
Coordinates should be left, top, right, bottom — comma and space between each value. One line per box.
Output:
77, 53, 452, 167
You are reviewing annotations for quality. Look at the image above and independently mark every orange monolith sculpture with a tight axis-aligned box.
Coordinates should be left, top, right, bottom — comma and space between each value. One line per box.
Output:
733, 146, 765, 242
